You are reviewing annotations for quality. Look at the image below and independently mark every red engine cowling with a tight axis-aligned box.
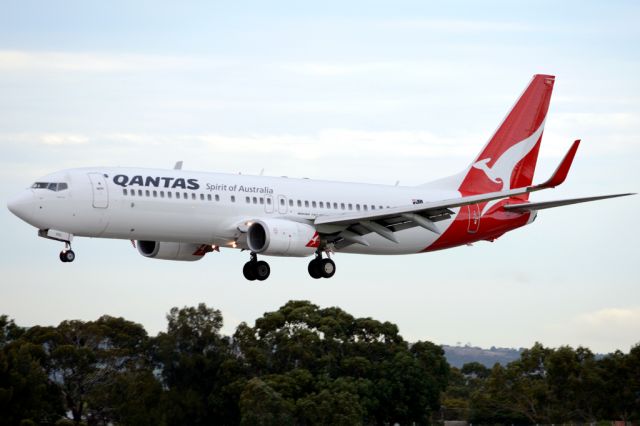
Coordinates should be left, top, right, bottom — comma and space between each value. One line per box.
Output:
247, 219, 317, 257
137, 241, 210, 261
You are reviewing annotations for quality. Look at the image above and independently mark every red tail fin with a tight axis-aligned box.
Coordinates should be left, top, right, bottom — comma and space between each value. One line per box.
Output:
458, 74, 555, 198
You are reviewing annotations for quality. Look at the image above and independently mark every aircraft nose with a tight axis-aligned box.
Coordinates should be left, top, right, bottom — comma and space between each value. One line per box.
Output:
7, 190, 35, 221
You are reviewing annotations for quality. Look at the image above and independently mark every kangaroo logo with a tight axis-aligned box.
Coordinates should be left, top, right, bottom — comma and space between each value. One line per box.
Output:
472, 119, 546, 215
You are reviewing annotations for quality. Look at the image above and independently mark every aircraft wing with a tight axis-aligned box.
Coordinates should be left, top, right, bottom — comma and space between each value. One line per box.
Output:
313, 140, 633, 247
313, 185, 554, 246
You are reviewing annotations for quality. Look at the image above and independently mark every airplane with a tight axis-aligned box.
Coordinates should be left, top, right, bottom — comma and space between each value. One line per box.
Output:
6, 74, 634, 281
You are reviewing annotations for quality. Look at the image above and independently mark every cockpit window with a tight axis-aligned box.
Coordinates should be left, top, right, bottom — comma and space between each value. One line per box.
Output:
32, 182, 69, 191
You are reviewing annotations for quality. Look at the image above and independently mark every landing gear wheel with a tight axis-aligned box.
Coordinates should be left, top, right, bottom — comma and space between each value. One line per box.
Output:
308, 259, 322, 279
243, 262, 257, 281
254, 260, 270, 281
60, 250, 75, 263
319, 258, 336, 278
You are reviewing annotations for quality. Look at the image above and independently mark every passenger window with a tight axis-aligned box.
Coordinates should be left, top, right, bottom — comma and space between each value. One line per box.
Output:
145, 190, 150, 197
123, 188, 128, 195
191, 193, 195, 200
267, 198, 271, 205
246, 196, 250, 203
131, 190, 135, 197
348, 203, 353, 210
340, 203, 345, 210
304, 201, 309, 208
289, 199, 293, 207
215, 194, 220, 201
297, 200, 302, 207
153, 190, 157, 197
184, 192, 189, 199
231, 195, 236, 202
312, 201, 317, 208
280, 198, 285, 205
259, 197, 264, 205
138, 190, 142, 196
160, 191, 165, 198
200, 194, 205, 200
176, 192, 181, 199
356, 204, 360, 211
371, 205, 375, 210
253, 197, 257, 204
333, 202, 338, 209
207, 194, 212, 201
319, 201, 324, 208
363, 205, 368, 211
168, 192, 172, 198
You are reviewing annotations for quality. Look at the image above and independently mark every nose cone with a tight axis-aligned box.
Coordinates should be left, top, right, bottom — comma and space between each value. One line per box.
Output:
7, 190, 35, 222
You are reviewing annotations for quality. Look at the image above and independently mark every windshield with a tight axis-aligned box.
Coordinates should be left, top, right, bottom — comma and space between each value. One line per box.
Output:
31, 182, 68, 191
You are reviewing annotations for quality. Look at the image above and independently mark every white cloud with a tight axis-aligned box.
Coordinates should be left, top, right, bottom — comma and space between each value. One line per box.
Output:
546, 307, 640, 353
374, 19, 533, 33
0, 50, 220, 73
40, 134, 89, 145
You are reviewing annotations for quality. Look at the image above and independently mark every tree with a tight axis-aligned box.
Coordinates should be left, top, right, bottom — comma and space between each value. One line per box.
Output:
154, 303, 241, 426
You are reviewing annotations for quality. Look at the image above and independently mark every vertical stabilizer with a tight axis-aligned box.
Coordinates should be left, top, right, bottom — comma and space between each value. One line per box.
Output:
458, 74, 555, 197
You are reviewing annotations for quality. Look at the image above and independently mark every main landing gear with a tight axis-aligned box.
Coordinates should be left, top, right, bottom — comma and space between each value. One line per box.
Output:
59, 242, 75, 263
308, 252, 336, 279
243, 252, 271, 281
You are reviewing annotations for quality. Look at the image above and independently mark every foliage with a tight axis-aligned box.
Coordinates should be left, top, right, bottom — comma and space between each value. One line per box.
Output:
0, 306, 639, 425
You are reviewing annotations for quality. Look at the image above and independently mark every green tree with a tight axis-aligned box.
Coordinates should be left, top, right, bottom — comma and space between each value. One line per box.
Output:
239, 378, 294, 426
155, 303, 241, 426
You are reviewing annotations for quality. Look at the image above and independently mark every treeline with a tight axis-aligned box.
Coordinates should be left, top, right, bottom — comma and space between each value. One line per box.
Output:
443, 343, 640, 423
0, 301, 449, 425
1, 301, 638, 426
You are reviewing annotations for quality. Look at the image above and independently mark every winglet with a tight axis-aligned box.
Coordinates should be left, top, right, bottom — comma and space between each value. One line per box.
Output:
535, 140, 580, 189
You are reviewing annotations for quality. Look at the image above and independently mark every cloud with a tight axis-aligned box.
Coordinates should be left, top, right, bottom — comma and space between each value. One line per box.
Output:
374, 19, 533, 33
0, 50, 217, 73
549, 307, 640, 352
40, 134, 89, 145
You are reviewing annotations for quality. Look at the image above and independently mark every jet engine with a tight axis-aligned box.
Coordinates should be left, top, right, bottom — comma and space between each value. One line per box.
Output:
247, 219, 317, 257
137, 240, 210, 261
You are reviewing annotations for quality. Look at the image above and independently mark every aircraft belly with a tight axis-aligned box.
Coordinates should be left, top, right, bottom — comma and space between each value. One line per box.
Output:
338, 226, 444, 255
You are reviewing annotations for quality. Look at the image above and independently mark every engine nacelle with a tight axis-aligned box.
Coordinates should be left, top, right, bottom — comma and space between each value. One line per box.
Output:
137, 240, 209, 261
247, 219, 317, 257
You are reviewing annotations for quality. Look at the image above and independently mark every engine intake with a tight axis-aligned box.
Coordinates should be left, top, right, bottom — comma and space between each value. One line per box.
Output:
247, 219, 317, 257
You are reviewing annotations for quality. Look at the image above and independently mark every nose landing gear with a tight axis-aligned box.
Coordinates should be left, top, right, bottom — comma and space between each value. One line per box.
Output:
308, 251, 336, 279
243, 252, 270, 281
59, 242, 75, 263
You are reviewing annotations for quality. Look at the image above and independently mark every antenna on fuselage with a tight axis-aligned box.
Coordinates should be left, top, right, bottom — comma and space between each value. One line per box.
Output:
395, 180, 400, 186
174, 161, 183, 170
260, 168, 264, 176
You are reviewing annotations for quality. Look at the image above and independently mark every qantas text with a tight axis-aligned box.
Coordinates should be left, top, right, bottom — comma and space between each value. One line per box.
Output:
113, 175, 200, 190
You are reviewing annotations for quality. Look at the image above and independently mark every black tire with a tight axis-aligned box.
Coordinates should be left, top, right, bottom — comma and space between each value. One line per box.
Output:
319, 258, 336, 278
59, 251, 68, 263
254, 260, 270, 281
308, 259, 321, 279
64, 250, 75, 263
243, 262, 257, 281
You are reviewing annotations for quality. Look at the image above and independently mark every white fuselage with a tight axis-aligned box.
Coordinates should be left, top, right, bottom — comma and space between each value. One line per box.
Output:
11, 167, 460, 256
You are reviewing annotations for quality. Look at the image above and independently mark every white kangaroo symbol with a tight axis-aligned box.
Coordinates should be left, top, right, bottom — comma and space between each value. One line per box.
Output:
472, 119, 546, 214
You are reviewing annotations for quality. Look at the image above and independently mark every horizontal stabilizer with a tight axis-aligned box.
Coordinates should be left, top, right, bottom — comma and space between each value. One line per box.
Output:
503, 193, 635, 212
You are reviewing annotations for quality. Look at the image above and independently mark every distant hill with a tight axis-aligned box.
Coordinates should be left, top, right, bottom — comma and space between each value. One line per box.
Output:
442, 344, 522, 368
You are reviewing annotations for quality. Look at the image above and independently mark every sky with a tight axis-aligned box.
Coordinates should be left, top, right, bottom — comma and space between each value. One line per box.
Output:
1, 0, 639, 354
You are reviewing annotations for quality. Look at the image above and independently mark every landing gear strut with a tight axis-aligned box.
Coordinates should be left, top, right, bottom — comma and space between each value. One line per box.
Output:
59, 242, 75, 263
308, 251, 336, 279
243, 252, 270, 281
